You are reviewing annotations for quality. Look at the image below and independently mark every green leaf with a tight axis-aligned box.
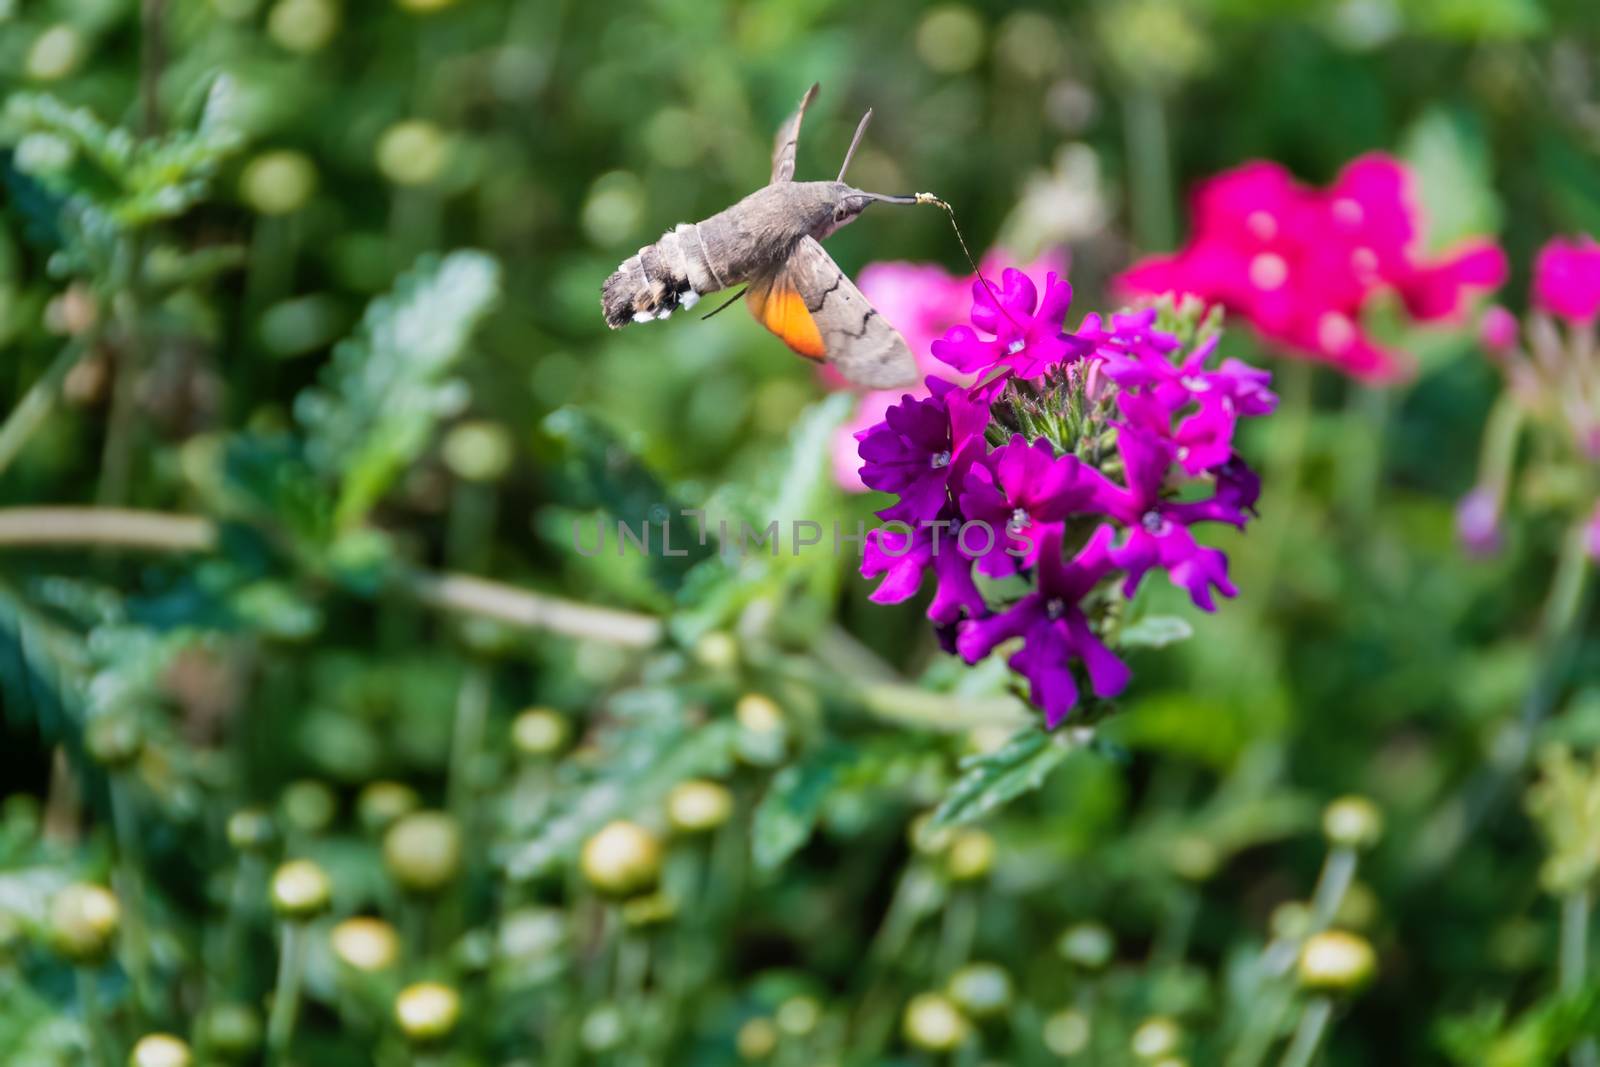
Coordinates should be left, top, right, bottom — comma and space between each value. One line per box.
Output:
752, 744, 855, 871
930, 728, 1078, 830
294, 250, 502, 527
1118, 615, 1194, 649
1399, 105, 1500, 253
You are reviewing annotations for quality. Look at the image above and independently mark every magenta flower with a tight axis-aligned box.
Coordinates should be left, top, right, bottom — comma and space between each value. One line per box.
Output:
955, 526, 1129, 728
1586, 501, 1600, 562
860, 510, 985, 625
856, 378, 989, 523
932, 268, 1091, 380
1479, 305, 1519, 356
1085, 426, 1241, 611
1532, 236, 1600, 324
1118, 154, 1506, 381
1456, 486, 1503, 558
957, 436, 1099, 577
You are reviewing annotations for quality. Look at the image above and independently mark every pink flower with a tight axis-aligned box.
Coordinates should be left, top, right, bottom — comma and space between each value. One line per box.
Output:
1532, 236, 1600, 324
1479, 305, 1519, 355
1587, 501, 1600, 561
832, 250, 1068, 491
1118, 154, 1506, 381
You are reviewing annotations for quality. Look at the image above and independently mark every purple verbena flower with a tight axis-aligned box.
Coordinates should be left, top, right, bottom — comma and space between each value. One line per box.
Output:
856, 377, 988, 523
860, 508, 985, 625
931, 269, 1091, 380
957, 435, 1102, 577
955, 526, 1129, 727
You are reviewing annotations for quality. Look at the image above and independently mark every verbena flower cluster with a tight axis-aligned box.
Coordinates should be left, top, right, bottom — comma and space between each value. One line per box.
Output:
1118, 154, 1506, 381
855, 269, 1276, 727
1463, 235, 1600, 560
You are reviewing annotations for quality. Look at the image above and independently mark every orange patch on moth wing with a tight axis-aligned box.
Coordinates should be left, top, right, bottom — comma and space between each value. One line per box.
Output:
747, 282, 826, 361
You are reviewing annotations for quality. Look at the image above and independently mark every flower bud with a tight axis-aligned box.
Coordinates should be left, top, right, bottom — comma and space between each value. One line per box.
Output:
735, 693, 788, 766
266, 0, 338, 53
50, 884, 119, 963
736, 1017, 778, 1059
1169, 834, 1219, 882
1455, 488, 1503, 558
377, 121, 451, 186
357, 781, 419, 834
1043, 1008, 1091, 1056
239, 151, 318, 216
1131, 1016, 1182, 1060
442, 421, 513, 482
270, 859, 331, 920
330, 916, 400, 973
85, 712, 144, 769
128, 1034, 192, 1067
582, 1004, 625, 1053
383, 811, 463, 893
1480, 305, 1519, 355
394, 981, 461, 1043
1269, 901, 1312, 941
199, 1003, 262, 1060
226, 808, 277, 854
908, 812, 954, 856
26, 25, 85, 81
396, 0, 459, 12
498, 906, 566, 962
666, 779, 733, 834
580, 821, 662, 898
775, 995, 821, 1037
1057, 921, 1114, 969
1322, 795, 1383, 850
946, 961, 1013, 1019
945, 828, 996, 882
902, 992, 970, 1053
280, 780, 337, 835
511, 707, 570, 758
1297, 930, 1376, 992
693, 631, 739, 671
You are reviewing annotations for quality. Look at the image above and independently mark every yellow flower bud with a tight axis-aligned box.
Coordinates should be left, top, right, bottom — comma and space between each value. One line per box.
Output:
239, 151, 318, 216
266, 0, 338, 53
667, 779, 734, 834
85, 713, 143, 769
226, 808, 277, 854
1057, 921, 1114, 969
736, 1017, 778, 1060
383, 811, 463, 893
442, 420, 513, 482
330, 916, 400, 973
1298, 930, 1377, 992
199, 1002, 261, 1059
50, 883, 120, 963
280, 780, 337, 835
908, 812, 954, 856
582, 1004, 626, 1053
1043, 1008, 1091, 1055
775, 995, 821, 1037
947, 961, 1013, 1019
1322, 795, 1383, 850
376, 121, 451, 186
1131, 1016, 1182, 1060
270, 860, 331, 920
128, 1034, 192, 1067
26, 25, 85, 81
946, 829, 996, 882
580, 821, 662, 898
693, 631, 739, 671
394, 981, 461, 1043
735, 693, 784, 734
902, 992, 970, 1052
357, 780, 419, 834
511, 707, 570, 758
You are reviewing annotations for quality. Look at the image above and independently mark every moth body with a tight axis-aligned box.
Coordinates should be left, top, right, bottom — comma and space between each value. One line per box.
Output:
599, 84, 921, 389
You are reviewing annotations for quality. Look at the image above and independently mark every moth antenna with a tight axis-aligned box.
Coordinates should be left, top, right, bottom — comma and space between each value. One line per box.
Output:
837, 109, 872, 183
700, 287, 749, 321
914, 192, 1026, 333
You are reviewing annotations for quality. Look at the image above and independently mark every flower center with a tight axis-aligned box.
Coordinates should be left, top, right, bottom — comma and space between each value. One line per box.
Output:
1316, 312, 1356, 353
1181, 375, 1210, 392
1332, 197, 1364, 227
930, 449, 952, 470
1006, 339, 1027, 355
1351, 246, 1378, 276
1007, 508, 1031, 534
1045, 597, 1068, 620
1248, 252, 1288, 290
1141, 510, 1168, 534
1246, 210, 1278, 241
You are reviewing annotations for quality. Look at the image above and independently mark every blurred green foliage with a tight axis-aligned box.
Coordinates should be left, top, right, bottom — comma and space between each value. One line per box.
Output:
2, 0, 1600, 1064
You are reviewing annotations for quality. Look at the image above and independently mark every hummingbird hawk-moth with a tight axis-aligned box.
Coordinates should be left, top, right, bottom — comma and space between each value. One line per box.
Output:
601, 83, 921, 389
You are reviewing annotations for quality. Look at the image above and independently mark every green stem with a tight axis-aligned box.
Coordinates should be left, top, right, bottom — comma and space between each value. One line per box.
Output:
935, 886, 979, 978
98, 238, 149, 508
1122, 87, 1175, 252
447, 662, 492, 828
1334, 384, 1389, 530
76, 967, 111, 1067
0, 339, 89, 477
109, 778, 157, 1019
266, 921, 308, 1065
1277, 996, 1333, 1067
1562, 889, 1596, 1067
1250, 359, 1314, 602
1307, 847, 1357, 933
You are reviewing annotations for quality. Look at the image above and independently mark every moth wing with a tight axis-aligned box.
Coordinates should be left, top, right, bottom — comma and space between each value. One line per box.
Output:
748, 237, 918, 389
771, 82, 819, 184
